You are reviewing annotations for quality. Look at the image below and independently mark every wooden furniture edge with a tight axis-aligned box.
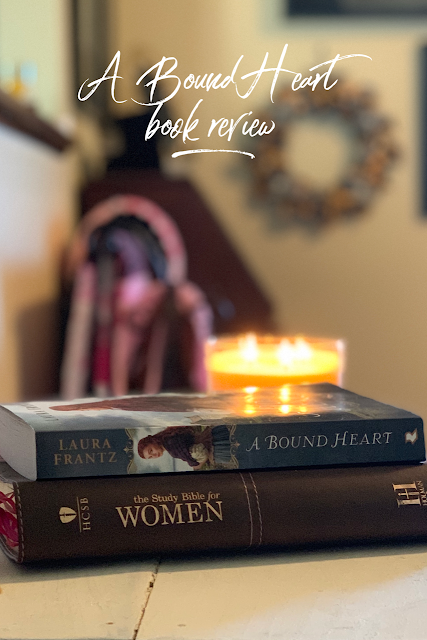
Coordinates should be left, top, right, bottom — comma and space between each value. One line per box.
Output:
0, 89, 72, 152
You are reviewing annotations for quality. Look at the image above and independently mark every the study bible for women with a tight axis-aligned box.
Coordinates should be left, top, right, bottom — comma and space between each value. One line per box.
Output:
0, 384, 424, 480
2, 461, 427, 563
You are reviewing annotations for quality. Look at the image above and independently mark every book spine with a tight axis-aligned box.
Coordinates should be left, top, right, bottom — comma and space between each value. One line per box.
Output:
12, 463, 427, 562
35, 429, 134, 478
34, 416, 425, 479
231, 416, 425, 469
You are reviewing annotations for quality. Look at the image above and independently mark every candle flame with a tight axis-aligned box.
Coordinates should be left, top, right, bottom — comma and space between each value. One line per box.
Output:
277, 337, 313, 366
238, 333, 259, 363
295, 337, 312, 361
277, 339, 293, 366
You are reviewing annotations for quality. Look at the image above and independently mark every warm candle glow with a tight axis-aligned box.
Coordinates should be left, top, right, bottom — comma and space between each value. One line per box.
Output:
279, 386, 291, 402
244, 386, 259, 394
277, 339, 293, 366
238, 333, 259, 363
277, 337, 312, 366
205, 334, 345, 392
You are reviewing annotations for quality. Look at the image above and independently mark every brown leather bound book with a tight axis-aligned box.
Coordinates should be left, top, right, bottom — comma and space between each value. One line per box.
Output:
2, 461, 427, 563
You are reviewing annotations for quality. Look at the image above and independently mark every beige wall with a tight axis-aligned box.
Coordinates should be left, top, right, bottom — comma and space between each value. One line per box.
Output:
111, 0, 427, 419
0, 0, 72, 120
0, 0, 76, 401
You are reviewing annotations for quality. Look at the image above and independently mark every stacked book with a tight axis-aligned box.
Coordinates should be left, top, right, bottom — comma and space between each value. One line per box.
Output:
0, 383, 426, 563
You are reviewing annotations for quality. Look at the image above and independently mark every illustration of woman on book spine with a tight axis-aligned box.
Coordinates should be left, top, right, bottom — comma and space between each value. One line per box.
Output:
50, 396, 236, 469
137, 425, 233, 470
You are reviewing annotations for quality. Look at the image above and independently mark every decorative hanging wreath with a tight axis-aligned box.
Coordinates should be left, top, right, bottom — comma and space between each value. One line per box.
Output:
250, 81, 399, 226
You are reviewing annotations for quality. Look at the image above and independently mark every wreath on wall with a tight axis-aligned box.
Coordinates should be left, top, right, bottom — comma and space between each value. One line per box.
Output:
250, 81, 399, 227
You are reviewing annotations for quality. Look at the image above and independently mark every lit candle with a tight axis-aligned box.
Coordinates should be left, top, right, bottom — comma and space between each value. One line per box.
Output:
205, 334, 345, 391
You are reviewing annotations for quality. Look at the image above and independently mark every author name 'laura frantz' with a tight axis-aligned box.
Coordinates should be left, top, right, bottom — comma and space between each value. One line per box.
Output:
245, 430, 393, 452
54, 438, 117, 466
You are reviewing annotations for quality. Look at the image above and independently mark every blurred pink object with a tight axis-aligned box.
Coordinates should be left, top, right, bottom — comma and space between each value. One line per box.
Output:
60, 195, 213, 399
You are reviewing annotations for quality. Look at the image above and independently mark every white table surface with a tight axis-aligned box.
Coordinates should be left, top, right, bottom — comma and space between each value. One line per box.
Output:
2, 544, 427, 640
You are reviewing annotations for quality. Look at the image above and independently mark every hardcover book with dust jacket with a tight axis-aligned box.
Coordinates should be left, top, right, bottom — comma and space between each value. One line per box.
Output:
0, 383, 424, 480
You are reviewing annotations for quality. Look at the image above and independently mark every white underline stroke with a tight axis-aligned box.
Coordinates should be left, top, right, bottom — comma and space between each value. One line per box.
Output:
172, 149, 255, 159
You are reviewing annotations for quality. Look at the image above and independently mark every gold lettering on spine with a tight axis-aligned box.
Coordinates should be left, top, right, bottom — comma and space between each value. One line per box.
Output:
54, 438, 116, 466
393, 483, 422, 506
116, 506, 141, 527
160, 503, 184, 524
205, 501, 223, 522
141, 505, 160, 526
115, 499, 225, 527
186, 502, 203, 523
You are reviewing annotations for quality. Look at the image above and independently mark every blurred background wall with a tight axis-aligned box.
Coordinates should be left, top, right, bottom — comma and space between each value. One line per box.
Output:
1, 0, 427, 421
111, 0, 427, 418
0, 0, 76, 400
